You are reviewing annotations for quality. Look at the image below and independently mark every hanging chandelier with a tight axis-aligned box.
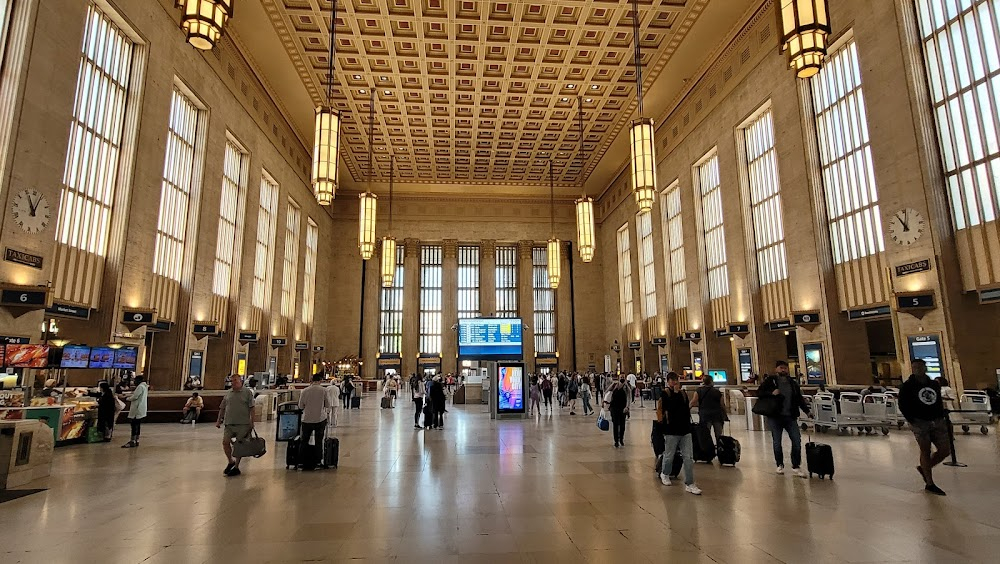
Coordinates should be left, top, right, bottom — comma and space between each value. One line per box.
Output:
547, 160, 562, 290
312, 0, 341, 205
381, 157, 397, 287
629, 0, 656, 213
778, 0, 832, 78
176, 0, 233, 50
574, 96, 596, 263
358, 90, 378, 260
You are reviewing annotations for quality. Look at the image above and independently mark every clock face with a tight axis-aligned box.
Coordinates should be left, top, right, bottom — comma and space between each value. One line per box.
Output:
887, 207, 925, 246
11, 189, 51, 234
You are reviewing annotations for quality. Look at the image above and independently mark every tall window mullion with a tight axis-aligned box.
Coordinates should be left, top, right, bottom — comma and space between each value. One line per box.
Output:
458, 245, 481, 319
280, 200, 301, 322
743, 108, 789, 286
532, 247, 556, 353
153, 87, 200, 282
495, 245, 518, 317
616, 224, 634, 327
660, 182, 687, 312
379, 245, 405, 354
698, 153, 729, 299
212, 139, 248, 299
636, 210, 657, 319
811, 38, 885, 263
252, 173, 279, 311
420, 245, 443, 354
302, 219, 319, 326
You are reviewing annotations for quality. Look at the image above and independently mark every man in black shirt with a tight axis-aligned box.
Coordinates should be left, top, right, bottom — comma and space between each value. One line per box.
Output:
658, 373, 702, 495
758, 360, 811, 477
898, 359, 950, 496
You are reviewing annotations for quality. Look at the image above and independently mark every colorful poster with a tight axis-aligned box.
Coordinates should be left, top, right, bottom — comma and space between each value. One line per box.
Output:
497, 365, 524, 413
4, 344, 49, 368
803, 343, 826, 385
692, 351, 704, 378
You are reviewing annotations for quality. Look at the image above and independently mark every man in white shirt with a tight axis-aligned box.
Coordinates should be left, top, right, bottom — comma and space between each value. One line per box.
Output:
627, 373, 637, 403
297, 373, 330, 470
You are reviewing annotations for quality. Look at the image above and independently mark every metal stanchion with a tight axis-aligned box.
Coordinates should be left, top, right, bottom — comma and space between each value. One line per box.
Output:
942, 409, 968, 468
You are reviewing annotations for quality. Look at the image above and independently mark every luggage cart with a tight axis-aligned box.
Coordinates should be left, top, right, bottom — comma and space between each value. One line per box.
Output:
861, 393, 892, 435
949, 392, 992, 435
799, 392, 836, 432
882, 391, 905, 429
801, 392, 882, 434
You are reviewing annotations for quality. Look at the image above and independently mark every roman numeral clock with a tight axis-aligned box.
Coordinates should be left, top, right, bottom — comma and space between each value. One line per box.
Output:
11, 189, 51, 234
887, 208, 925, 247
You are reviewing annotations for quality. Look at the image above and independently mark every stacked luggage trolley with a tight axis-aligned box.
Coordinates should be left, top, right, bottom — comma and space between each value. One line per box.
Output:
948, 391, 993, 435
798, 392, 893, 435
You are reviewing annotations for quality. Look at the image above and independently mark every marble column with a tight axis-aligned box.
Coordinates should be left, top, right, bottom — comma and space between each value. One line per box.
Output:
557, 240, 574, 372
362, 242, 381, 378
402, 238, 421, 378
480, 240, 496, 317
517, 240, 536, 369
442, 239, 458, 375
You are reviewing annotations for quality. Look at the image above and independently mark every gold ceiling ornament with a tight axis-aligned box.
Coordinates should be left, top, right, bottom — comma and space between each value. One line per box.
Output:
359, 89, 378, 261
778, 0, 832, 79
547, 160, 561, 290
312, 0, 341, 205
381, 157, 397, 288
574, 96, 595, 264
629, 0, 656, 213
175, 0, 233, 51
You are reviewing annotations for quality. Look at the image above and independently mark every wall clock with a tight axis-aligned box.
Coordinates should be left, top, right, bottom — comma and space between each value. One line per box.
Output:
887, 208, 925, 247
11, 189, 51, 234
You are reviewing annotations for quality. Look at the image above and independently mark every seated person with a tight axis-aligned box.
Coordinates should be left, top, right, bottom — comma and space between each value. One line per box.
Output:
181, 392, 204, 423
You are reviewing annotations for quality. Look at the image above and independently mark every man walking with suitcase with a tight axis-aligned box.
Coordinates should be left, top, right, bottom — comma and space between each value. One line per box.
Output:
658, 372, 702, 495
758, 360, 811, 478
297, 373, 330, 470
217, 374, 255, 477
899, 359, 951, 496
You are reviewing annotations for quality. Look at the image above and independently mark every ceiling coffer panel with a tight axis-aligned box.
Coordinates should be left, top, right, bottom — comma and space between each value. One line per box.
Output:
263, 0, 708, 187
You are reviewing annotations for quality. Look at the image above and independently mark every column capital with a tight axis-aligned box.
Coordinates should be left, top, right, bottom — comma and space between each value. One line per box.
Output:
481, 240, 496, 259
403, 238, 421, 257
443, 239, 458, 258
517, 240, 535, 258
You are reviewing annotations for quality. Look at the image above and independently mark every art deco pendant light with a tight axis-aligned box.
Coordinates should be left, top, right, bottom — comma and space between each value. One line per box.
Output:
574, 96, 595, 263
381, 157, 397, 287
547, 160, 561, 290
358, 91, 377, 261
778, 0, 832, 78
629, 0, 656, 212
311, 0, 341, 205
176, 0, 233, 50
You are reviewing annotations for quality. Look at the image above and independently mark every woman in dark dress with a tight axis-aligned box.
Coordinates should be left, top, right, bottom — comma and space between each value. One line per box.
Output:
430, 376, 447, 430
96, 382, 116, 441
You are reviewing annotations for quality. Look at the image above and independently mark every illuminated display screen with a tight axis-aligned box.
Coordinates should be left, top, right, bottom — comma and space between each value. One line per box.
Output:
458, 318, 523, 360
113, 346, 138, 370
61, 345, 92, 369
497, 364, 525, 413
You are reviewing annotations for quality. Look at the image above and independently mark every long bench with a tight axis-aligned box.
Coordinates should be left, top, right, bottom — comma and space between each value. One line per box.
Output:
119, 393, 224, 424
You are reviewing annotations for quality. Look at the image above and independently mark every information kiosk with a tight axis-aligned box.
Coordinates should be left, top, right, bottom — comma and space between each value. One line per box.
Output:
457, 317, 526, 420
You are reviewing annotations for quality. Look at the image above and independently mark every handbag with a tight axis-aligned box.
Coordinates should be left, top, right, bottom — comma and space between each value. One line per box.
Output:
596, 409, 610, 432
232, 429, 267, 458
752, 394, 784, 418
115, 397, 126, 411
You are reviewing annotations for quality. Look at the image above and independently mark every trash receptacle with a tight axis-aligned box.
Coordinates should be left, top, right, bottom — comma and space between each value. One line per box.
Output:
745, 397, 766, 431
276, 402, 302, 442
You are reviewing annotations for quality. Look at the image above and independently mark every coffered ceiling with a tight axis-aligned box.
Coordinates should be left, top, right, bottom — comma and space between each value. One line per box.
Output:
230, 0, 760, 197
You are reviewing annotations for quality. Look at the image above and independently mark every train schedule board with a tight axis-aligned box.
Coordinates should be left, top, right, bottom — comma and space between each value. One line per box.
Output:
458, 318, 523, 360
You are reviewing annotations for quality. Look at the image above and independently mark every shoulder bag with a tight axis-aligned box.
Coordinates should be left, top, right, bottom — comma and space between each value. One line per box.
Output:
232, 429, 267, 458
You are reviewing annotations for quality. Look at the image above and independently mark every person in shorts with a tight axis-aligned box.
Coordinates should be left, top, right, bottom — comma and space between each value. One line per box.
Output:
216, 375, 255, 477
898, 359, 951, 495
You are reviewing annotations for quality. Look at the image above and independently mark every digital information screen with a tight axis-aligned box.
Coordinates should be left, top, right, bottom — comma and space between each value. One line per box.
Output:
497, 364, 525, 414
458, 318, 523, 360
113, 346, 138, 370
708, 369, 727, 384
907, 335, 943, 379
89, 347, 114, 369
61, 345, 92, 369
4, 344, 50, 368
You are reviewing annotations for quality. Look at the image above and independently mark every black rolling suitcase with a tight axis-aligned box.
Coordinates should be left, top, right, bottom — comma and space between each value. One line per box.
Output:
651, 420, 665, 474
655, 449, 685, 478
806, 441, 835, 479
381, 396, 391, 409
351, 396, 362, 409
323, 437, 339, 468
691, 424, 716, 463
716, 435, 741, 466
285, 438, 300, 469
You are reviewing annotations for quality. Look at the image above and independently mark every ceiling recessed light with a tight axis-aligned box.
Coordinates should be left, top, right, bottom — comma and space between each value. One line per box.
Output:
384, 90, 392, 94
359, 89, 367, 94
380, 76, 388, 80
567, 84, 575, 89
591, 84, 599, 90
585, 98, 593, 102
353, 75, 362, 79
561, 97, 568, 102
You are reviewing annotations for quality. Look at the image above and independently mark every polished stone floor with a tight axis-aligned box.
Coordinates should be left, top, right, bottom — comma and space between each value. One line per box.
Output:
2, 394, 999, 564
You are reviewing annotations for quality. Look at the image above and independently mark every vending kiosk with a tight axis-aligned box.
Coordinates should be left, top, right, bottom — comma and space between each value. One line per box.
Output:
489, 362, 527, 420
456, 317, 524, 419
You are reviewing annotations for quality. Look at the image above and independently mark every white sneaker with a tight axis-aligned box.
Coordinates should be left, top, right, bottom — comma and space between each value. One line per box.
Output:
792, 467, 808, 478
660, 474, 671, 486
776, 465, 785, 475
685, 484, 702, 495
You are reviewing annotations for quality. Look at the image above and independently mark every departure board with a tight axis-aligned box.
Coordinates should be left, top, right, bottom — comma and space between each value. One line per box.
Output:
458, 318, 523, 360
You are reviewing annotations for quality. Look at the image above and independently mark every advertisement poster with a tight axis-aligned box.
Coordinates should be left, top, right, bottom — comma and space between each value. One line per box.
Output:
738, 348, 753, 382
691, 351, 704, 378
4, 344, 50, 368
113, 346, 138, 370
907, 335, 943, 379
497, 364, 524, 413
659, 354, 669, 375
803, 343, 826, 385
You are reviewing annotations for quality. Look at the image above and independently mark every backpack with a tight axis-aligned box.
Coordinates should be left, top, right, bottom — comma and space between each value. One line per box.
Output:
542, 379, 552, 391
568, 379, 579, 394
